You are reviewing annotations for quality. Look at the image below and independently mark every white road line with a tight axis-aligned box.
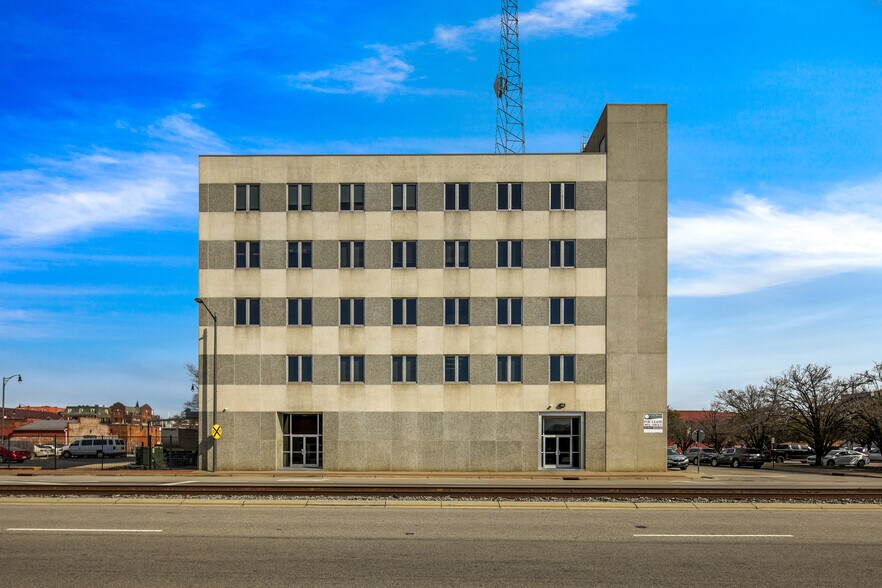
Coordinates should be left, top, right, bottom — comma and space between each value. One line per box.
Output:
160, 481, 199, 486
7, 528, 162, 533
634, 534, 793, 538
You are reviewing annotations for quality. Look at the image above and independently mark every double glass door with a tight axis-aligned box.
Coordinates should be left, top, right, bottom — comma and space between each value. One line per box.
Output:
282, 414, 322, 468
541, 415, 582, 469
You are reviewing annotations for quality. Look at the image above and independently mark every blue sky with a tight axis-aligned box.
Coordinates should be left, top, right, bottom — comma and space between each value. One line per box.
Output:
1, 0, 881, 416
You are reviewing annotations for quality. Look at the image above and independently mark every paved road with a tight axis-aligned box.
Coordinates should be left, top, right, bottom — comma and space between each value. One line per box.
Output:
1, 503, 879, 587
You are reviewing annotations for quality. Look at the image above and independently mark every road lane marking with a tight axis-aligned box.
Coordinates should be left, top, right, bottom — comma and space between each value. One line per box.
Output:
634, 534, 793, 538
160, 481, 199, 486
7, 528, 162, 533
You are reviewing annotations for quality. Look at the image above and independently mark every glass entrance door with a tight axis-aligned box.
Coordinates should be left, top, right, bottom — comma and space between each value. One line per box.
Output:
541, 415, 582, 469
282, 414, 322, 468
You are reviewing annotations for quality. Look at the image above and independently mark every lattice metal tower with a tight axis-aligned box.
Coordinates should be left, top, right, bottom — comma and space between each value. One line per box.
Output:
494, 0, 525, 154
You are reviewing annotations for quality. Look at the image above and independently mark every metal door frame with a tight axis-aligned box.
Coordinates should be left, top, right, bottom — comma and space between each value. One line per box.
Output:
538, 412, 584, 470
281, 414, 323, 469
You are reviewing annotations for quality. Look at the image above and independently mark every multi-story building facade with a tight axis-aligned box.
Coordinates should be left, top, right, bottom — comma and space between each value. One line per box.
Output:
197, 104, 667, 471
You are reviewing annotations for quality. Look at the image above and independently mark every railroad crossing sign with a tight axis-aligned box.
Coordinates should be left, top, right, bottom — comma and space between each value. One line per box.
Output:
211, 424, 222, 440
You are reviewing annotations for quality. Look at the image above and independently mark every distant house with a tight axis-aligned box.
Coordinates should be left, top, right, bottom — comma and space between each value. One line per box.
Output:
109, 401, 154, 425
15, 405, 65, 415
10, 416, 110, 444
62, 405, 111, 424
0, 408, 65, 438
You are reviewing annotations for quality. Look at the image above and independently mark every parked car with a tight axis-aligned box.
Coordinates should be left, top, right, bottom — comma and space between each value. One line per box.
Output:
822, 449, 870, 468
770, 443, 813, 463
684, 447, 719, 465
31, 444, 54, 458
61, 438, 127, 459
869, 449, 882, 463
667, 447, 689, 470
711, 447, 765, 469
0, 446, 32, 463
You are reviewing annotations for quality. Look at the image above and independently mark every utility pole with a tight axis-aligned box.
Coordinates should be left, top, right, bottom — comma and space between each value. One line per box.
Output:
1, 374, 22, 449
494, 0, 525, 154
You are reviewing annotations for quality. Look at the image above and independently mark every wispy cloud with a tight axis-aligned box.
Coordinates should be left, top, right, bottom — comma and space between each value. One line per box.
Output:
434, 0, 634, 50
0, 114, 225, 245
289, 44, 431, 99
670, 178, 882, 297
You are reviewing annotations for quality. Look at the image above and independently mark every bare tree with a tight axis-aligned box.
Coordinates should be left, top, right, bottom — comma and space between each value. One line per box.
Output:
715, 383, 786, 450
774, 364, 866, 466
696, 405, 731, 452
850, 362, 882, 455
668, 407, 695, 453
183, 363, 199, 414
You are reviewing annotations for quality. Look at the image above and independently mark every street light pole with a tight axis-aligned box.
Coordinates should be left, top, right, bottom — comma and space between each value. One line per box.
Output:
194, 298, 218, 472
2, 374, 23, 450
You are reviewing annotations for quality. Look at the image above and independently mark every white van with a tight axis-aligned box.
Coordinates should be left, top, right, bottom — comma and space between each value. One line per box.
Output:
62, 438, 127, 458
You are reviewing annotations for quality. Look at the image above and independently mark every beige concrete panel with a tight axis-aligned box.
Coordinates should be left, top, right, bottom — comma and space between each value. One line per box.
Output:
417, 268, 443, 294
606, 352, 637, 412
548, 326, 577, 353
259, 326, 287, 354
607, 122, 639, 182
232, 270, 261, 298
607, 295, 637, 354
258, 385, 287, 411
390, 269, 419, 297
443, 211, 471, 240
286, 269, 316, 297
576, 211, 606, 240
522, 212, 550, 239
637, 180, 667, 239
390, 327, 419, 354
390, 213, 420, 240
574, 155, 606, 182
417, 211, 444, 239
606, 239, 637, 296
467, 211, 495, 237
310, 157, 340, 183
548, 268, 577, 296
443, 385, 470, 411
547, 385, 576, 412
201, 269, 231, 297
200, 213, 235, 240
575, 385, 606, 412
284, 156, 316, 183
466, 268, 495, 297
390, 386, 421, 411
468, 385, 497, 411
605, 411, 639, 471
575, 326, 606, 354
361, 327, 391, 354
606, 105, 641, 124
496, 385, 524, 411
442, 268, 472, 297
338, 386, 367, 411
547, 211, 576, 240
522, 268, 549, 297
637, 238, 667, 297
607, 181, 638, 239
257, 158, 288, 183
259, 212, 287, 240
546, 156, 578, 184
495, 269, 524, 297
496, 210, 524, 237
259, 269, 288, 298
523, 155, 549, 181
338, 326, 366, 354
469, 326, 498, 355
521, 327, 549, 355
214, 385, 241, 412
443, 326, 471, 353
636, 353, 667, 409
637, 123, 667, 181
233, 212, 262, 241
417, 385, 444, 411
337, 157, 368, 184
285, 328, 314, 354
361, 269, 391, 297
417, 326, 444, 355
364, 386, 392, 411
337, 213, 366, 239
312, 326, 340, 355
310, 385, 339, 412
637, 296, 666, 354
522, 385, 549, 411
363, 211, 390, 240
494, 326, 527, 354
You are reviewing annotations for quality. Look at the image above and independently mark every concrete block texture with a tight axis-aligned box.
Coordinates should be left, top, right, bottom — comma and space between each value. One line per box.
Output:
261, 184, 287, 212
578, 182, 607, 211
522, 182, 549, 211
311, 240, 339, 269
522, 240, 549, 268
261, 240, 287, 270
206, 184, 234, 213
470, 182, 497, 211
470, 240, 496, 269
312, 184, 339, 212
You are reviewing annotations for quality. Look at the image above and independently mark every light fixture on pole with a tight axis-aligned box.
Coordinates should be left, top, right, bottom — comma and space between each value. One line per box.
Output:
194, 298, 218, 472
2, 374, 23, 449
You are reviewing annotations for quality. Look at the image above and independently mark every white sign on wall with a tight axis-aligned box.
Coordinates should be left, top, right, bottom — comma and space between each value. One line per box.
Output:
643, 413, 664, 434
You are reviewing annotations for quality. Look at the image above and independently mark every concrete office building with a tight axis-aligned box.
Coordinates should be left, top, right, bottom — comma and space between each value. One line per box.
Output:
197, 104, 667, 471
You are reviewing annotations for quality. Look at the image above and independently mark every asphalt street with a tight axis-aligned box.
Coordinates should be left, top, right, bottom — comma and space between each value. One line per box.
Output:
0, 503, 879, 587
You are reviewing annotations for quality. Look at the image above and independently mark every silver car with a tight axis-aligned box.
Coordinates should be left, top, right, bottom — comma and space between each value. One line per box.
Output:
667, 448, 689, 470
822, 449, 870, 468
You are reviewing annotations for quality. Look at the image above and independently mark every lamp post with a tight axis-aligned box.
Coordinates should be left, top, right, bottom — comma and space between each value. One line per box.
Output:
194, 298, 217, 472
2, 374, 22, 449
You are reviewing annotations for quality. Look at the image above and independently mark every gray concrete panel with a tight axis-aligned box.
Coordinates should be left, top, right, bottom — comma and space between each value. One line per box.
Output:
417, 297, 443, 327
584, 411, 606, 471
365, 183, 388, 212
311, 240, 339, 270
576, 354, 606, 385
313, 298, 339, 327
470, 297, 497, 327
198, 241, 209, 270
208, 241, 234, 270
469, 355, 497, 385
261, 184, 287, 212
207, 184, 234, 212
470, 183, 497, 211
522, 355, 548, 385
577, 239, 607, 268
365, 355, 390, 385
262, 240, 287, 270
365, 240, 388, 269
470, 240, 497, 269
313, 355, 339, 385
417, 354, 443, 385
364, 298, 389, 326
418, 240, 443, 269
522, 240, 549, 268
578, 181, 607, 211
260, 354, 286, 384
261, 297, 287, 327
199, 184, 210, 213
312, 183, 339, 212
576, 296, 606, 326
419, 182, 444, 211
234, 354, 260, 385
523, 182, 549, 211
523, 297, 549, 326
198, 297, 234, 328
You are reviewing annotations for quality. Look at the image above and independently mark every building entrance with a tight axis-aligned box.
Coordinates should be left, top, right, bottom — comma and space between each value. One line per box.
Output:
540, 414, 582, 469
282, 414, 322, 468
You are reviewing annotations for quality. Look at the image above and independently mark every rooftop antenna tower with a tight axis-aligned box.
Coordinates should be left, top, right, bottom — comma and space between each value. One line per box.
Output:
494, 0, 525, 154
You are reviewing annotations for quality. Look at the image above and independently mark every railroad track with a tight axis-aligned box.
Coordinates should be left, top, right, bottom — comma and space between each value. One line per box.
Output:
1, 484, 882, 501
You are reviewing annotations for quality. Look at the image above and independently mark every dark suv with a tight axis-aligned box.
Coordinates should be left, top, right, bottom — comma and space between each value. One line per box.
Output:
770, 443, 813, 463
711, 447, 765, 469
684, 447, 719, 465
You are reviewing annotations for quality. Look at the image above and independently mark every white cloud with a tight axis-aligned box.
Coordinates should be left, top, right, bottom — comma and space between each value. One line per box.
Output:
670, 178, 882, 296
289, 44, 427, 99
433, 0, 634, 50
0, 114, 225, 244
